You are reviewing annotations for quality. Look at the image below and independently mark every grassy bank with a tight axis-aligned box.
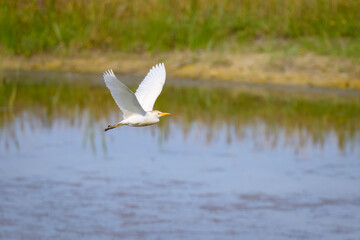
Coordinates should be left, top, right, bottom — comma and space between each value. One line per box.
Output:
2, 51, 360, 89
0, 0, 360, 58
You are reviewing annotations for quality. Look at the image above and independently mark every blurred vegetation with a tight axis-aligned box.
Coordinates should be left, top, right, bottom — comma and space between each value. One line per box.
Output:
1, 76, 359, 152
0, 0, 359, 58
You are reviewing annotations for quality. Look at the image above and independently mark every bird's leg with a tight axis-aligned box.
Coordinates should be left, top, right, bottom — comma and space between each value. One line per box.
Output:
104, 123, 123, 131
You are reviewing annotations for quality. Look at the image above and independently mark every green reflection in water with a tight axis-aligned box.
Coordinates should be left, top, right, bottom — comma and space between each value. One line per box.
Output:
1, 77, 360, 152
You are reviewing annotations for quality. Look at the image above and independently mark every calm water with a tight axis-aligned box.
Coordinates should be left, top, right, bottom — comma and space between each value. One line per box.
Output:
1, 71, 360, 240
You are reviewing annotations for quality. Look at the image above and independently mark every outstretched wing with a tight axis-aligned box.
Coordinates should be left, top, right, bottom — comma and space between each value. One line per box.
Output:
135, 63, 166, 111
103, 69, 146, 118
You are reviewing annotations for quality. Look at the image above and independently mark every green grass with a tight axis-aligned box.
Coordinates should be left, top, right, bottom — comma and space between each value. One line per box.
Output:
0, 0, 360, 57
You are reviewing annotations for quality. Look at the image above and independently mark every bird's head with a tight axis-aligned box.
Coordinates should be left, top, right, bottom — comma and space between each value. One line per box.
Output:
150, 110, 171, 118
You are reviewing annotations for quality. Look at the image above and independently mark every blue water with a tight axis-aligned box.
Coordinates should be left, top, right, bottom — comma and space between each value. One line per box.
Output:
0, 73, 360, 240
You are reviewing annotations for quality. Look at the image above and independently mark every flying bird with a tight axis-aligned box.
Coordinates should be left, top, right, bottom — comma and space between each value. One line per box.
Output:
103, 63, 170, 131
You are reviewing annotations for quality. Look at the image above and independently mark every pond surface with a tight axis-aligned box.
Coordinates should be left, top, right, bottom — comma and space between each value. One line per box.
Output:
1, 71, 360, 240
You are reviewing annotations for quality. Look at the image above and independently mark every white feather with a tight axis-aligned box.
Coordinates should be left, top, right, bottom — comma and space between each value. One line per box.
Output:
103, 69, 146, 119
135, 63, 166, 111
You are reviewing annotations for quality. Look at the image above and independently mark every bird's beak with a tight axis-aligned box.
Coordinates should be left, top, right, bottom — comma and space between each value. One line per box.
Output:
159, 112, 170, 116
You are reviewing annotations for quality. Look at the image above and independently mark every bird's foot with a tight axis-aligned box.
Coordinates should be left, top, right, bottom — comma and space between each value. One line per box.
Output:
104, 123, 123, 131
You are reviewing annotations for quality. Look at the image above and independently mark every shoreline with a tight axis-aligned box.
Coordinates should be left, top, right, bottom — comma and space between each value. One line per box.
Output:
1, 51, 360, 90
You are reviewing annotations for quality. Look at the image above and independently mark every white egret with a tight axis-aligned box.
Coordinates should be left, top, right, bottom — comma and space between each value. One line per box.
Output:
103, 63, 170, 131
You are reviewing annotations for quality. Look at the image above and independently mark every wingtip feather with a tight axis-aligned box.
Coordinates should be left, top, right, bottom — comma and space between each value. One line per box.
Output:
103, 68, 116, 78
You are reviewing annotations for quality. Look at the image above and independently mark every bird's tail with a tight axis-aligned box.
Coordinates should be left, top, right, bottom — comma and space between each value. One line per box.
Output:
104, 123, 123, 131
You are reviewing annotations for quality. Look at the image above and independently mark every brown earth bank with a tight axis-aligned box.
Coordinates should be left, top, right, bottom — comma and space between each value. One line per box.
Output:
1, 51, 360, 89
